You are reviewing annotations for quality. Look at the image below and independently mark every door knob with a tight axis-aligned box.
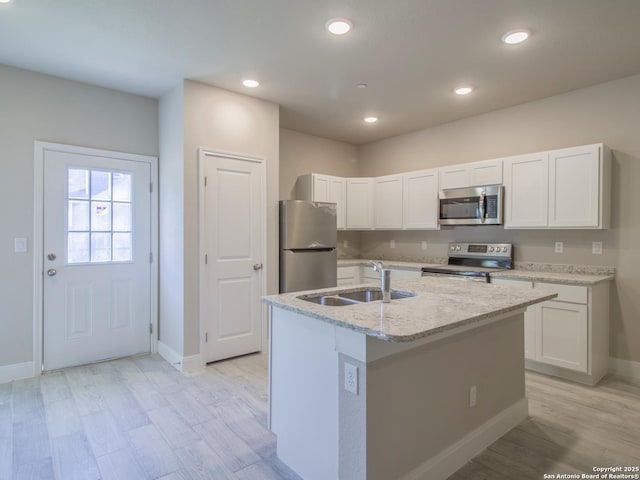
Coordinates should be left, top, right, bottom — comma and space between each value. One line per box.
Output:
253, 263, 263, 271
47, 253, 56, 261
47, 268, 57, 277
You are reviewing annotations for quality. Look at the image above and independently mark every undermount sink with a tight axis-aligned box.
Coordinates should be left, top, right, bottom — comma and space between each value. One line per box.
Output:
301, 295, 359, 306
298, 288, 416, 306
339, 289, 417, 302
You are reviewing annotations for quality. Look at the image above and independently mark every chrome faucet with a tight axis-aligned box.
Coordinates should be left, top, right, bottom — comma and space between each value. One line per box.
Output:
371, 261, 391, 303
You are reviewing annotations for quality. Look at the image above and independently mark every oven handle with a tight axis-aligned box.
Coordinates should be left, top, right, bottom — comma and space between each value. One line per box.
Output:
478, 191, 486, 223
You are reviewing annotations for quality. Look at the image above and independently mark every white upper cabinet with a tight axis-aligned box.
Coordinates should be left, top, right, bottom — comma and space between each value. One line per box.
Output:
548, 144, 609, 229
503, 152, 549, 228
402, 169, 439, 230
374, 174, 403, 229
295, 173, 347, 229
439, 159, 502, 190
504, 143, 610, 229
346, 178, 375, 229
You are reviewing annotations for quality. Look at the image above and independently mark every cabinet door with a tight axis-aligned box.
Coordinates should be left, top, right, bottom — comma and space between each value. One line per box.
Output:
312, 174, 331, 202
374, 175, 403, 229
491, 278, 536, 360
403, 169, 439, 229
439, 164, 470, 190
537, 301, 588, 372
346, 178, 375, 229
329, 177, 347, 229
503, 152, 549, 228
548, 145, 601, 228
469, 159, 503, 186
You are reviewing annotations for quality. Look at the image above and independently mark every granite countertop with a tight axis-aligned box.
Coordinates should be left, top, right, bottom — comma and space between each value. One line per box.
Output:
262, 277, 556, 343
338, 258, 615, 285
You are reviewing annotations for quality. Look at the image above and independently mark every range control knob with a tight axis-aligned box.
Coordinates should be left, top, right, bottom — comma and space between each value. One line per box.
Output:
503, 247, 509, 253
450, 245, 456, 251
455, 245, 461, 251
489, 246, 495, 252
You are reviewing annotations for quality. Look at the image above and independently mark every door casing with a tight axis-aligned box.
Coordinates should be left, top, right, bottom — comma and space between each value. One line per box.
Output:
33, 141, 159, 376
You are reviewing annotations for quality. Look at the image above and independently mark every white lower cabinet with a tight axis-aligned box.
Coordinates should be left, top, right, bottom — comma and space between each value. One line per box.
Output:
490, 277, 609, 385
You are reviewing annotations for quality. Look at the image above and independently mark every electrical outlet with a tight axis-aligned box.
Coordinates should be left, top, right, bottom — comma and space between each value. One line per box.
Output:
555, 242, 564, 254
469, 385, 477, 408
344, 363, 358, 395
421, 241, 428, 250
343, 240, 349, 249
592, 241, 603, 255
390, 240, 396, 249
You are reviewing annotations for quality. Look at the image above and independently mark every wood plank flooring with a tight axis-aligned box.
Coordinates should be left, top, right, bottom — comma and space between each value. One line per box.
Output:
0, 353, 638, 479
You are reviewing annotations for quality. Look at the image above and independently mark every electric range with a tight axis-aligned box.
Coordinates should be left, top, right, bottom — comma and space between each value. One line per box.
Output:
421, 242, 513, 282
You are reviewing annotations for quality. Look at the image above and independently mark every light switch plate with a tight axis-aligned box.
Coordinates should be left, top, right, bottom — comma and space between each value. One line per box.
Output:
421, 241, 428, 250
14, 237, 28, 253
390, 240, 395, 249
343, 240, 348, 249
554, 242, 563, 254
592, 241, 603, 255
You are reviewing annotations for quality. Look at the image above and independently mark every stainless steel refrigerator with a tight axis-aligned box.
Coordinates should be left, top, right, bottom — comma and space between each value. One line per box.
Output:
279, 200, 337, 293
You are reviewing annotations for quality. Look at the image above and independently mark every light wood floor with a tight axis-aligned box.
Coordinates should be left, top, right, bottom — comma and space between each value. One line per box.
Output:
1, 353, 638, 480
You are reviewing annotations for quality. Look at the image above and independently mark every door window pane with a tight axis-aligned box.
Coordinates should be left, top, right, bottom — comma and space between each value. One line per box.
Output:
113, 233, 132, 262
68, 169, 89, 199
91, 233, 112, 262
112, 203, 131, 232
91, 171, 111, 200
113, 173, 132, 202
67, 167, 134, 264
91, 202, 111, 231
68, 201, 90, 231
68, 232, 90, 263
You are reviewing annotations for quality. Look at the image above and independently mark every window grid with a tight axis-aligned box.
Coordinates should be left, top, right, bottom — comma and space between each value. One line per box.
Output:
67, 169, 133, 264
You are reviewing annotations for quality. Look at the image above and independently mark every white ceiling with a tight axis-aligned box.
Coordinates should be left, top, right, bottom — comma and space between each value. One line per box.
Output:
1, 0, 640, 145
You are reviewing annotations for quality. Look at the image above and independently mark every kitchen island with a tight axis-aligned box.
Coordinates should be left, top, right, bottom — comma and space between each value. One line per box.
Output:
262, 277, 556, 480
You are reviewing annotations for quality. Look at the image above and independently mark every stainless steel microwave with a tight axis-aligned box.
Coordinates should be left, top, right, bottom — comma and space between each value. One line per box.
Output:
439, 185, 503, 225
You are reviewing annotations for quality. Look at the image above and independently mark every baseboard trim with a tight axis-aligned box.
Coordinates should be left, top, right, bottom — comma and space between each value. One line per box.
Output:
158, 342, 204, 373
0, 361, 35, 384
399, 397, 529, 480
609, 357, 640, 382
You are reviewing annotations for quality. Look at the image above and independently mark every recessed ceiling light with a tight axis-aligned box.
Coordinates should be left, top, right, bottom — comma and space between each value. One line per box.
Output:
242, 79, 260, 88
363, 116, 378, 124
454, 86, 473, 96
0, 0, 12, 4
326, 18, 353, 35
502, 30, 530, 45
356, 83, 368, 89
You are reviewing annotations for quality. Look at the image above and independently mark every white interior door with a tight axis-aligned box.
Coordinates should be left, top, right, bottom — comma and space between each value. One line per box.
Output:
43, 149, 152, 371
201, 151, 264, 363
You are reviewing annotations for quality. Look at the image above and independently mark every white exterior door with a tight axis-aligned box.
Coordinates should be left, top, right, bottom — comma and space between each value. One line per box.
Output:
42, 148, 153, 371
201, 151, 264, 363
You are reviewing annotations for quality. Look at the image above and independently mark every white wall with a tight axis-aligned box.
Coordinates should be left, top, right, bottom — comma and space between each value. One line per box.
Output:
0, 64, 158, 369
357, 73, 640, 363
158, 80, 280, 359
158, 84, 185, 355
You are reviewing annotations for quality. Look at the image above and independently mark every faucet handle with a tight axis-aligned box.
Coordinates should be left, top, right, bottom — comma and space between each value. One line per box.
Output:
371, 260, 384, 272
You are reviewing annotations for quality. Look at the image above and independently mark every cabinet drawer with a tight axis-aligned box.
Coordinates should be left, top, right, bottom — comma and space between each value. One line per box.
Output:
535, 282, 588, 304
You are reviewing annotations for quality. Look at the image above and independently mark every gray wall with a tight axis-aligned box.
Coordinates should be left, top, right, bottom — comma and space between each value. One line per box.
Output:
357, 74, 640, 363
0, 64, 158, 369
279, 128, 359, 200
158, 80, 280, 358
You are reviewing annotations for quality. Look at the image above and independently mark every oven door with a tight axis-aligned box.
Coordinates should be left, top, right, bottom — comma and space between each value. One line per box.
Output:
439, 185, 503, 225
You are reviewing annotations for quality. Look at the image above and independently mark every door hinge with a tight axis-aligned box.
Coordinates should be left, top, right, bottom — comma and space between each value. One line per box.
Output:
204, 176, 207, 187
149, 252, 153, 264
150, 182, 153, 193
205, 254, 208, 264
150, 323, 153, 334
205, 332, 208, 343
